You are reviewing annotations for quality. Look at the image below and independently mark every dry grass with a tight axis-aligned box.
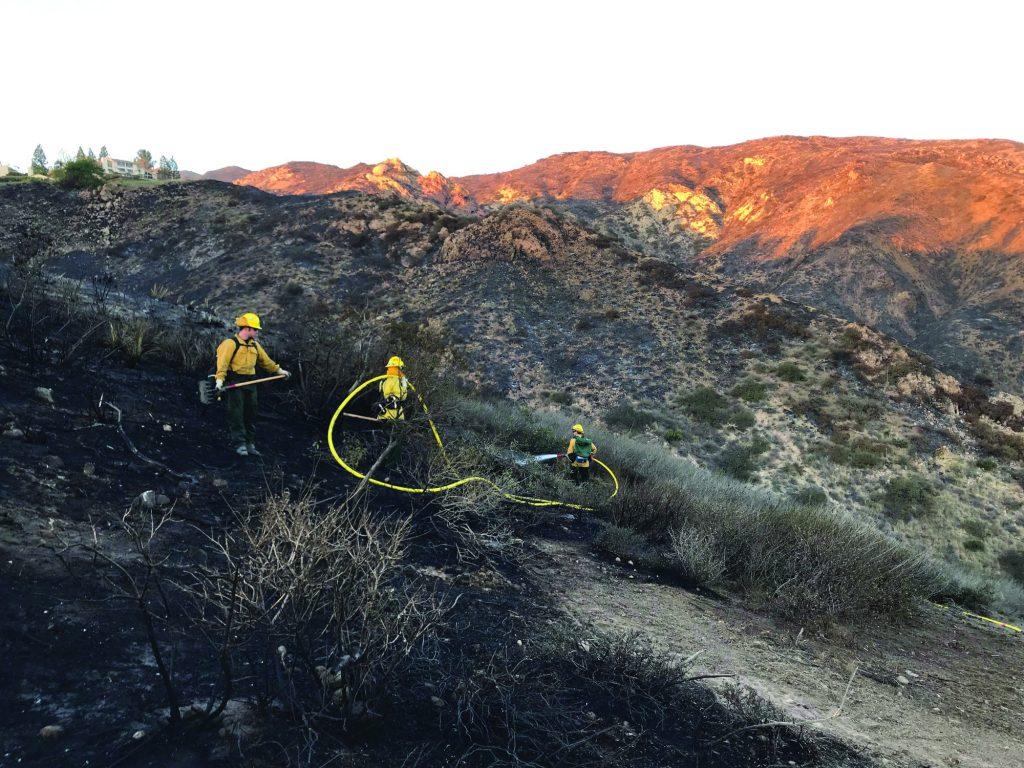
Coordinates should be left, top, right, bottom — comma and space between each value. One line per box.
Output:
449, 395, 1001, 622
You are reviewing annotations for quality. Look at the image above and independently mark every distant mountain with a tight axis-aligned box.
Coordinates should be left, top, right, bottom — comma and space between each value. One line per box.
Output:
180, 166, 252, 183
233, 158, 475, 210
459, 137, 1024, 388
227, 137, 1024, 389
458, 137, 1024, 255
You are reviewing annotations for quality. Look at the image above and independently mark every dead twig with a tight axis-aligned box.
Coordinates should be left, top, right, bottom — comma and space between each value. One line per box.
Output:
99, 396, 195, 482
706, 663, 860, 746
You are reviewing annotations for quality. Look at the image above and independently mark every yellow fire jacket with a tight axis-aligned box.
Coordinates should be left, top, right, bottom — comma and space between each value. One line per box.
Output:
567, 436, 597, 468
215, 335, 281, 383
379, 366, 409, 401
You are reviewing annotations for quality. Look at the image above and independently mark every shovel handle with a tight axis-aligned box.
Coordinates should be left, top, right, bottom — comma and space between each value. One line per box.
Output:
222, 374, 288, 390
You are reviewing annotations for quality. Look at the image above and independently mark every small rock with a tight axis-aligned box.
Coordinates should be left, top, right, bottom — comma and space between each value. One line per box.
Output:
615, 557, 621, 563
213, 478, 228, 489
39, 724, 64, 739
83, 463, 96, 477
3, 427, 25, 439
896, 675, 910, 686
42, 455, 64, 470
137, 490, 158, 509
156, 494, 171, 507
430, 695, 445, 708
35, 387, 54, 404
162, 424, 172, 432
132, 730, 145, 740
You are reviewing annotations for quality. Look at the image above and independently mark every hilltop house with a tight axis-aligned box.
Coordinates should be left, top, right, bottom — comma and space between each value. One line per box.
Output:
98, 156, 155, 179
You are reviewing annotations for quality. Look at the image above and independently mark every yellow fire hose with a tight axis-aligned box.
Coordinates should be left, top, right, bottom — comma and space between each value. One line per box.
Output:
930, 601, 1021, 634
325, 379, 1024, 634
327, 375, 618, 511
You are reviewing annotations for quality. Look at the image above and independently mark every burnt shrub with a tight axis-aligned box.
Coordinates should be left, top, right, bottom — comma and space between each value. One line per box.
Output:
440, 627, 832, 768
719, 303, 812, 344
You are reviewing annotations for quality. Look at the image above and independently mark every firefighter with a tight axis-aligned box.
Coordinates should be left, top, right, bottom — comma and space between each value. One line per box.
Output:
566, 423, 596, 484
214, 312, 290, 456
378, 355, 409, 420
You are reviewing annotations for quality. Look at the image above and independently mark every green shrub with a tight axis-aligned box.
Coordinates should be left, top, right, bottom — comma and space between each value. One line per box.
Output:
730, 408, 756, 430
849, 447, 884, 469
679, 387, 753, 430
51, 156, 105, 190
881, 474, 936, 520
678, 386, 730, 426
731, 378, 769, 402
664, 428, 684, 443
976, 457, 998, 471
835, 394, 884, 423
794, 486, 828, 506
446, 394, 979, 622
600, 447, 947, 621
999, 549, 1024, 584
718, 436, 770, 481
107, 315, 156, 364
670, 526, 725, 585
961, 519, 991, 539
545, 390, 572, 405
594, 523, 658, 565
964, 539, 986, 552
604, 403, 656, 431
776, 361, 806, 383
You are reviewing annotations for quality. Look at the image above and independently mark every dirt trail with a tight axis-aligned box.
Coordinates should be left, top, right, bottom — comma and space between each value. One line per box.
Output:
531, 537, 1024, 768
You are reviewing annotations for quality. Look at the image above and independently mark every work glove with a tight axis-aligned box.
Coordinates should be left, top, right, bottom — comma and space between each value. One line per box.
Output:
215, 379, 224, 391
279, 369, 292, 379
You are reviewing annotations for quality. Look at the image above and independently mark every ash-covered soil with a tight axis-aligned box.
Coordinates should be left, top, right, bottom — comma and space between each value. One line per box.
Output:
0, 298, 877, 767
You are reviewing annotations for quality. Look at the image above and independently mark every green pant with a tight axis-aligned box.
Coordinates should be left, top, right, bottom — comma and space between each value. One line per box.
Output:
226, 386, 258, 445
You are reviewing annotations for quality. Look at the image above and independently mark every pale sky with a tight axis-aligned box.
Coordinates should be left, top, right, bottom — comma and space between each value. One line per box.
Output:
2, 0, 1021, 176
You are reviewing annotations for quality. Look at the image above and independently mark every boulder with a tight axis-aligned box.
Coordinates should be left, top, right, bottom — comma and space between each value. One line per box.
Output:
137, 490, 172, 509
34, 387, 54, 404
42, 455, 64, 469
38, 724, 64, 739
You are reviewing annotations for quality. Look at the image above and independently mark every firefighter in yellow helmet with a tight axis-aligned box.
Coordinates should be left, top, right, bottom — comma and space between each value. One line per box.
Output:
214, 312, 290, 456
378, 355, 409, 420
566, 423, 596, 484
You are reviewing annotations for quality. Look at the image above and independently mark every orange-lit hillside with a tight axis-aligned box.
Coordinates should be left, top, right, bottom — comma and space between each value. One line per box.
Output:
457, 137, 1024, 258
234, 158, 475, 210
232, 137, 1024, 259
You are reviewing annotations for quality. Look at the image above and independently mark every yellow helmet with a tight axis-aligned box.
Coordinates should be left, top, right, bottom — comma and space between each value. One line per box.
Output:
572, 423, 584, 434
235, 312, 262, 330
387, 356, 405, 368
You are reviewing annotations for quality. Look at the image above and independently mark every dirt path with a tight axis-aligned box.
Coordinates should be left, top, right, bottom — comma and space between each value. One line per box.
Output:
530, 537, 1024, 768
